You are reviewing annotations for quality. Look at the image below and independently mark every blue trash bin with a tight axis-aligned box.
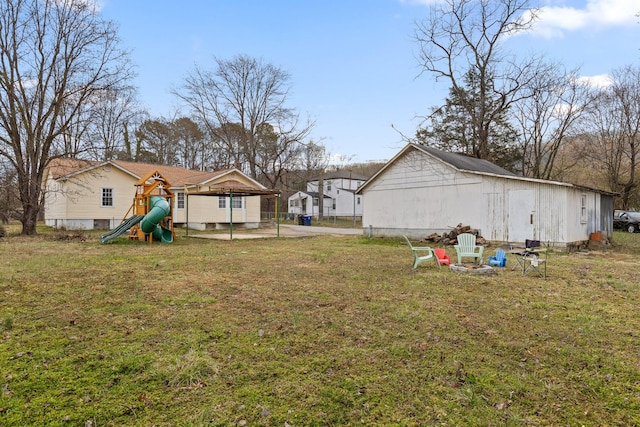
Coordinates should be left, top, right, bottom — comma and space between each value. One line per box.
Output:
303, 215, 312, 226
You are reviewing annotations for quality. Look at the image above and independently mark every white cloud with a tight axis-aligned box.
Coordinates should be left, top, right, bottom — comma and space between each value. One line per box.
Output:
54, 0, 104, 11
530, 0, 638, 38
575, 73, 613, 88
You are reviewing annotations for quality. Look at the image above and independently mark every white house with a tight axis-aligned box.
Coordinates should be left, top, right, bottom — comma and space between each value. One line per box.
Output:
43, 158, 273, 231
355, 144, 614, 247
288, 170, 367, 218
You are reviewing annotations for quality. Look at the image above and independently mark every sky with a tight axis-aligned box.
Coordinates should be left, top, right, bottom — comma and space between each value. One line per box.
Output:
99, 0, 640, 163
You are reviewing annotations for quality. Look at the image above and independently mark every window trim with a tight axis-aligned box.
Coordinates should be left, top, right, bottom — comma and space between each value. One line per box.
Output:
218, 196, 244, 209
232, 196, 243, 209
101, 187, 113, 207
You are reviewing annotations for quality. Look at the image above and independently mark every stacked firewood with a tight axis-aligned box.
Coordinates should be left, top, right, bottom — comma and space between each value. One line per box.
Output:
422, 223, 486, 246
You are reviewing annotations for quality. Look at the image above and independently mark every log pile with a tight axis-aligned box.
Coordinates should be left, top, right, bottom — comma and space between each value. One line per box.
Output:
420, 223, 486, 246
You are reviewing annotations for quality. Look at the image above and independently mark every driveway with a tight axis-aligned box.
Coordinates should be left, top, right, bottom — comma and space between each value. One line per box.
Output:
280, 224, 363, 235
190, 224, 363, 240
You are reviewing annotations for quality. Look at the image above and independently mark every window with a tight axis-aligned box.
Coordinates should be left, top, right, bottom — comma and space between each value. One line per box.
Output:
177, 192, 184, 209
218, 196, 243, 209
289, 200, 294, 207
326, 181, 332, 191
357, 196, 361, 205
101, 188, 113, 207
332, 198, 336, 210
580, 194, 587, 223
313, 197, 318, 206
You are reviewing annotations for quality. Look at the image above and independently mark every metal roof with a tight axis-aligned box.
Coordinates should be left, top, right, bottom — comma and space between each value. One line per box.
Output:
418, 144, 517, 177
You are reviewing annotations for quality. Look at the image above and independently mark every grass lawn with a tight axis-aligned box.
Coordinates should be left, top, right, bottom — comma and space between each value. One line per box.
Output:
1, 224, 640, 426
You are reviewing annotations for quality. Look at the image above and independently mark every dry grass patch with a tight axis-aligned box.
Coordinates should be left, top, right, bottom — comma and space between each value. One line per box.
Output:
1, 225, 639, 425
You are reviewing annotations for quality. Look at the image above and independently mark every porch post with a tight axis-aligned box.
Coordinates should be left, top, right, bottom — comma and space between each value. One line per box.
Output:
229, 191, 233, 240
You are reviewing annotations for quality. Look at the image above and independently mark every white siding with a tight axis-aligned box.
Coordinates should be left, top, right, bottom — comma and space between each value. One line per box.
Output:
287, 192, 315, 216
361, 147, 604, 246
334, 190, 362, 217
362, 150, 483, 234
305, 176, 364, 218
43, 175, 67, 222
44, 166, 136, 229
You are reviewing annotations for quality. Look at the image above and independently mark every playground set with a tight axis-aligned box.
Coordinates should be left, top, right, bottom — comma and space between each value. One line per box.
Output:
100, 170, 175, 244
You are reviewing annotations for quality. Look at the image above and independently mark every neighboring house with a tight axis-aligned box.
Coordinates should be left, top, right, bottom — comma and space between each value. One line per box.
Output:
43, 158, 272, 230
355, 144, 615, 247
288, 170, 367, 218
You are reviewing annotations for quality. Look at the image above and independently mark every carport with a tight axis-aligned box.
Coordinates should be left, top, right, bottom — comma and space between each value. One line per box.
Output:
185, 186, 281, 240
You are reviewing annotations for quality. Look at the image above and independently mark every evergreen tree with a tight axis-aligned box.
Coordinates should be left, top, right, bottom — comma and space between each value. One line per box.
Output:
416, 69, 521, 172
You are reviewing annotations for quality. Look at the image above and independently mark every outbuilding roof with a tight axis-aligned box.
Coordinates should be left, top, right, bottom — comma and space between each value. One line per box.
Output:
356, 143, 615, 196
419, 145, 517, 177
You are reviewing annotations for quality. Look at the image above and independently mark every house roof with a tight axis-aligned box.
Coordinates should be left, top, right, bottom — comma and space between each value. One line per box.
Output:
356, 143, 615, 195
47, 158, 263, 189
47, 158, 97, 180
289, 191, 331, 200
309, 170, 369, 182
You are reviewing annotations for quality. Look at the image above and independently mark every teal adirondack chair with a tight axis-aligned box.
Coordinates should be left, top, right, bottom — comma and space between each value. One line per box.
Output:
454, 233, 484, 264
403, 235, 439, 269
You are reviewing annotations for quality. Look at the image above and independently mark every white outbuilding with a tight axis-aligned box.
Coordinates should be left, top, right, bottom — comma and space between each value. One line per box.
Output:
355, 144, 614, 247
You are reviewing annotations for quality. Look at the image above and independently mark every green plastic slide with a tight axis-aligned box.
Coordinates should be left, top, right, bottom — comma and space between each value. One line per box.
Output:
100, 215, 145, 244
140, 196, 173, 243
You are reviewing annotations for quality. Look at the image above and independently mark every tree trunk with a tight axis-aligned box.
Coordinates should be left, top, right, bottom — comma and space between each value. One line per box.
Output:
20, 202, 39, 235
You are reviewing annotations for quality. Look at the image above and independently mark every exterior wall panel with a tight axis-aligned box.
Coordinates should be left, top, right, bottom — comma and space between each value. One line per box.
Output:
360, 145, 608, 247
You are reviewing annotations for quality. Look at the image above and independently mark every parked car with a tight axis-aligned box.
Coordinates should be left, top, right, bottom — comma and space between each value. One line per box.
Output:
613, 210, 640, 233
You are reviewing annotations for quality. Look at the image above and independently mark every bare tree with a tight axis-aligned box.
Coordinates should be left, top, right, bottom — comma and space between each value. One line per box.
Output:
86, 88, 145, 161
512, 64, 591, 179
0, 160, 19, 224
134, 119, 178, 166
0, 0, 133, 235
174, 54, 314, 183
415, 0, 540, 161
297, 142, 331, 219
581, 65, 640, 208
171, 117, 206, 170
